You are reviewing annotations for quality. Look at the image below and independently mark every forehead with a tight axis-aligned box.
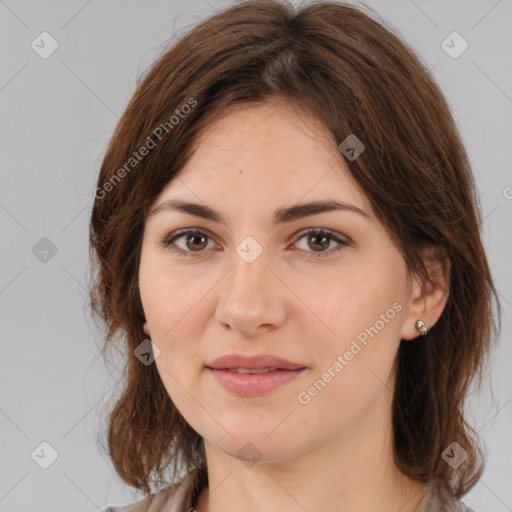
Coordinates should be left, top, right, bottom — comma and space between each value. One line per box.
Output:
168, 101, 366, 204
190, 99, 336, 157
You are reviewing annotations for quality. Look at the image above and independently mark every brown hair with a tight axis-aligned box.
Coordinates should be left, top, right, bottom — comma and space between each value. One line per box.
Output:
88, 0, 501, 500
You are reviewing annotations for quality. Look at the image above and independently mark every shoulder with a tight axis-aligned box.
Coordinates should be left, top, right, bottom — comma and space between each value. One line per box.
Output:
100, 466, 206, 512
100, 480, 185, 512
415, 480, 479, 512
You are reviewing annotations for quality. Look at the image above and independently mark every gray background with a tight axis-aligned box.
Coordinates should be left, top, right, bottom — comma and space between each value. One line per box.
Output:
0, 0, 511, 510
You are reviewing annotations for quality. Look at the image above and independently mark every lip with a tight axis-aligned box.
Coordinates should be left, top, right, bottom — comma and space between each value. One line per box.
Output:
207, 353, 305, 371
207, 367, 307, 396
205, 353, 307, 397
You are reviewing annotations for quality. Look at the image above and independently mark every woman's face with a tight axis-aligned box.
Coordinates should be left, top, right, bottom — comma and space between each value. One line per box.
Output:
138, 100, 424, 464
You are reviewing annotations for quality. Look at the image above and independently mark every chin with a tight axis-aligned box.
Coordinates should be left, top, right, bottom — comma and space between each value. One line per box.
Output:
205, 428, 308, 465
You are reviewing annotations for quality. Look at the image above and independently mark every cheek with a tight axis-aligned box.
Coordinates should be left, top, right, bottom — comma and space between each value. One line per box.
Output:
139, 261, 210, 382
301, 260, 405, 375
300, 302, 402, 427
293, 265, 389, 339
139, 255, 204, 336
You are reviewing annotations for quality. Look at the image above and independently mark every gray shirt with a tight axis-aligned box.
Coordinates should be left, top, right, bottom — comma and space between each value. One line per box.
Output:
101, 467, 477, 512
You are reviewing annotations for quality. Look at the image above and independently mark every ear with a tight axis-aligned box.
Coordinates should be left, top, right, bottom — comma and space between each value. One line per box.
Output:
143, 321, 151, 337
400, 245, 451, 340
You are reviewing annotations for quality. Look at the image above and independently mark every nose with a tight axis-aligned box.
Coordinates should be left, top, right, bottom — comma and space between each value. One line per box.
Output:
214, 247, 287, 337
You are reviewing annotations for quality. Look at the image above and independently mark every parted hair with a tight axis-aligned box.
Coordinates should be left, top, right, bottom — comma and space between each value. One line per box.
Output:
88, 0, 501, 499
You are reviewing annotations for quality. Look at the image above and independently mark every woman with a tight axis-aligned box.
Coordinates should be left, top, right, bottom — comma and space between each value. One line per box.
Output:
90, 1, 501, 511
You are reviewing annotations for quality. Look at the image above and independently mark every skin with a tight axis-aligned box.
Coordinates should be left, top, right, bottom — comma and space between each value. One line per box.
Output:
138, 99, 450, 512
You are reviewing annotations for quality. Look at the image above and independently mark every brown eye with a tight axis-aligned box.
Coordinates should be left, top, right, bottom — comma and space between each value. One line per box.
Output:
293, 228, 349, 258
307, 232, 331, 252
184, 232, 208, 251
161, 229, 214, 255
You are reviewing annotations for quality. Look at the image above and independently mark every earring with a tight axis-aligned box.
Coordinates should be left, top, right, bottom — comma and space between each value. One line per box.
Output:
415, 319, 428, 336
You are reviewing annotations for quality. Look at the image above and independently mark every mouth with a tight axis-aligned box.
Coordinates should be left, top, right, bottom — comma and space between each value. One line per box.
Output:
206, 367, 307, 396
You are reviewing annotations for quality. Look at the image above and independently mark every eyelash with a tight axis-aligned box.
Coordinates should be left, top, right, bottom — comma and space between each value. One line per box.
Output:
160, 228, 350, 259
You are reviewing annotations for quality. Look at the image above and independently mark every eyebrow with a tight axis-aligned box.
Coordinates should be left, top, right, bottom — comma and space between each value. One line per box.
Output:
148, 199, 370, 226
